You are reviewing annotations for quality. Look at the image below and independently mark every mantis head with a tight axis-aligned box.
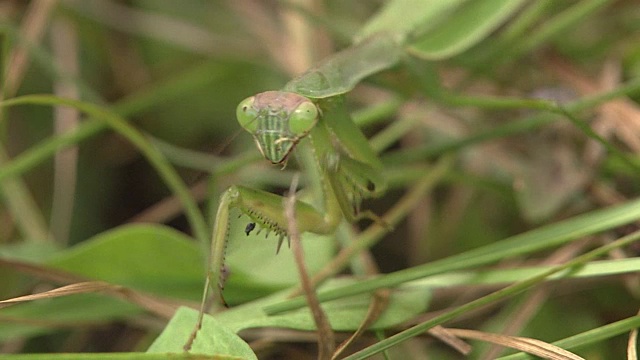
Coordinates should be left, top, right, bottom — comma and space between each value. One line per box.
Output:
236, 91, 319, 165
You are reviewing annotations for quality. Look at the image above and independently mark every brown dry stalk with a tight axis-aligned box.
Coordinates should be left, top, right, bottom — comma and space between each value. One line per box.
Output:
285, 174, 335, 360
447, 328, 585, 360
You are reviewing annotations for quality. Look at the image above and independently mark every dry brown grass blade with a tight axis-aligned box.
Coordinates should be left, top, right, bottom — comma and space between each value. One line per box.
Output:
0, 258, 183, 319
331, 289, 391, 360
427, 326, 472, 355
480, 239, 590, 360
50, 16, 80, 245
4, 0, 58, 97
630, 328, 639, 360
447, 328, 585, 360
629, 309, 639, 360
0, 281, 114, 307
0, 280, 181, 319
285, 174, 335, 360
0, 0, 57, 243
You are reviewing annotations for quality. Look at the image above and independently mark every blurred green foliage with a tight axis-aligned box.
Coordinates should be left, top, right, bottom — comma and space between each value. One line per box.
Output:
0, 1, 639, 359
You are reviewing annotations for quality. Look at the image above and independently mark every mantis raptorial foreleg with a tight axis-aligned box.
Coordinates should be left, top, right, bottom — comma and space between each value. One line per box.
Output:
209, 182, 342, 305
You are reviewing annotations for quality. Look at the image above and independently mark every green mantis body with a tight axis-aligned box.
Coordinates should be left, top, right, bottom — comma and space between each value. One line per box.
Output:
205, 0, 531, 309
208, 34, 405, 306
185, 0, 533, 352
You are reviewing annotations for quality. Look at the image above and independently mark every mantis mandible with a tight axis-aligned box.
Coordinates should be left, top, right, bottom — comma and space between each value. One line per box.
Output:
210, 33, 403, 306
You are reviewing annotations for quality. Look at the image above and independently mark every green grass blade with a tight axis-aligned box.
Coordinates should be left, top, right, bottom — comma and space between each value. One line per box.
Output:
341, 231, 640, 359
264, 196, 640, 314
0, 61, 229, 183
497, 316, 640, 359
355, 0, 467, 42
0, 95, 208, 244
408, 0, 526, 59
508, 0, 612, 61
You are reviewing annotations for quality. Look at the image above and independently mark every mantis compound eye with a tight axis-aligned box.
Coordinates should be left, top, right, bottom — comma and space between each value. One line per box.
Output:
236, 91, 319, 164
289, 100, 318, 135
236, 96, 259, 132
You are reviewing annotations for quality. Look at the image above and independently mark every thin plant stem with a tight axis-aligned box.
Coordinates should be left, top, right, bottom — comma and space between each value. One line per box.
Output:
286, 173, 335, 360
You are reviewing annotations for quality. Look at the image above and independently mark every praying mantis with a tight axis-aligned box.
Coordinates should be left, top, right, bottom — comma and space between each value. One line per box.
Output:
188, 0, 529, 349
210, 33, 402, 306
199, 0, 529, 309
183, 32, 407, 351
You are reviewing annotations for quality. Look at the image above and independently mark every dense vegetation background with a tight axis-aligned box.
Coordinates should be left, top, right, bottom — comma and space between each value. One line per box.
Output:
0, 1, 639, 359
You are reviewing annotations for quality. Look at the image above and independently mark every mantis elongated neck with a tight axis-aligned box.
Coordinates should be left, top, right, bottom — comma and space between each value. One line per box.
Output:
284, 33, 403, 99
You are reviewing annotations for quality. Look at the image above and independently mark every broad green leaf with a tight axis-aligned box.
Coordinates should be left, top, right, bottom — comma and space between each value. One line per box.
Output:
47, 224, 203, 300
0, 352, 233, 359
216, 278, 431, 333
222, 211, 335, 303
356, 0, 468, 42
0, 239, 60, 262
0, 241, 61, 299
265, 196, 640, 313
409, 0, 526, 59
148, 307, 256, 360
0, 225, 203, 342
0, 294, 140, 342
